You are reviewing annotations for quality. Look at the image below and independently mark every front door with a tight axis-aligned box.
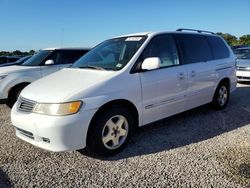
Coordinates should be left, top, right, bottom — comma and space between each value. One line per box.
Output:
138, 34, 188, 125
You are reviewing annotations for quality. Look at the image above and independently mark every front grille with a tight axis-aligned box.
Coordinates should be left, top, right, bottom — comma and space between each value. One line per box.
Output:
237, 76, 250, 80
16, 127, 34, 139
237, 66, 250, 71
17, 97, 36, 113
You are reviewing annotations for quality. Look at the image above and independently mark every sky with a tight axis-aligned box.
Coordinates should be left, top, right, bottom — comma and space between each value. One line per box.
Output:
0, 0, 249, 51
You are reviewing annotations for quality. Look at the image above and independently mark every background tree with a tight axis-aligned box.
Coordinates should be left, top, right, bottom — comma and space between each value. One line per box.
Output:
216, 32, 239, 46
12, 50, 23, 56
239, 35, 250, 45
0, 50, 36, 57
28, 50, 35, 55
0, 51, 10, 56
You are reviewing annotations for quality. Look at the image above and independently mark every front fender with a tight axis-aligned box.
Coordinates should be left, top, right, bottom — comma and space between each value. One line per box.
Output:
0, 75, 36, 99
80, 93, 143, 127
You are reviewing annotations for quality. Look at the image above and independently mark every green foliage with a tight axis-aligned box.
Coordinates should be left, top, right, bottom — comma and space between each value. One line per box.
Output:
239, 35, 250, 45
28, 50, 35, 55
216, 32, 239, 46
216, 33, 250, 46
0, 50, 35, 57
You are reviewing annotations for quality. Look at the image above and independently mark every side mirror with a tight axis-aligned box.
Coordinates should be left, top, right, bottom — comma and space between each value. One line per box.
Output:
141, 57, 161, 71
45, 59, 55, 65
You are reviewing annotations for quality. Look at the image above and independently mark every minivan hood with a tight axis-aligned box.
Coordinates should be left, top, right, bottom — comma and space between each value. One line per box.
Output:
237, 59, 250, 67
0, 65, 38, 75
21, 68, 116, 103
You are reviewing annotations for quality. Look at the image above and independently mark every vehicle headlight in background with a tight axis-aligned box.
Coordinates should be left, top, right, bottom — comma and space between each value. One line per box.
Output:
0, 75, 7, 80
33, 101, 82, 116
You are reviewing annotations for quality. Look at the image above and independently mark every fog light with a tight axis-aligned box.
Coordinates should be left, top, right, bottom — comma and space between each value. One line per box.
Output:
42, 137, 50, 143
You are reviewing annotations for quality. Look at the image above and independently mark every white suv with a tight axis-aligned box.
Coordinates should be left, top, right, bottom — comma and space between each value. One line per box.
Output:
11, 29, 237, 156
0, 48, 89, 107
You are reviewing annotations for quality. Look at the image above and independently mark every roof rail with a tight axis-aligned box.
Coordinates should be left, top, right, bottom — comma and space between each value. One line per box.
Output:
176, 28, 215, 35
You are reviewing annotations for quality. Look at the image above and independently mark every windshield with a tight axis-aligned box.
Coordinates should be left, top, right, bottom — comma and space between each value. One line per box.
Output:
234, 48, 250, 60
15, 56, 31, 64
22, 50, 53, 66
72, 36, 147, 70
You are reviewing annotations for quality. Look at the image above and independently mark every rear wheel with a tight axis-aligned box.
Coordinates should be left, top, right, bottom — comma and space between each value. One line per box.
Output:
212, 82, 229, 109
87, 106, 134, 156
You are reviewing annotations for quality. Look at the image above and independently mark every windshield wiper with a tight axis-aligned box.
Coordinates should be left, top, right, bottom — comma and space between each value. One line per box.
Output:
78, 65, 106, 70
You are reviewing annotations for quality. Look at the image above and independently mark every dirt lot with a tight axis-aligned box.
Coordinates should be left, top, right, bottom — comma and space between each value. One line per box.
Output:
0, 84, 250, 187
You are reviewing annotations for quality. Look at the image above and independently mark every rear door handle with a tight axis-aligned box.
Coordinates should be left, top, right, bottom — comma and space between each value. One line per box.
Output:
190, 70, 196, 77
178, 72, 185, 80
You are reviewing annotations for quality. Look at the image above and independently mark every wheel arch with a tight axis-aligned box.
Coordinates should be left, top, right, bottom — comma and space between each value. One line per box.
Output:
8, 82, 31, 98
218, 77, 230, 89
86, 99, 139, 145
92, 99, 139, 127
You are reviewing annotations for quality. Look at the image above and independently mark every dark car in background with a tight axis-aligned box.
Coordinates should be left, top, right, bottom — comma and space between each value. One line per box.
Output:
0, 56, 21, 65
0, 55, 32, 67
231, 45, 250, 50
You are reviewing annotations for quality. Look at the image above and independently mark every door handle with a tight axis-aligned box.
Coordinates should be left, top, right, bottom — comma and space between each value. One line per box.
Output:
190, 70, 196, 77
178, 72, 185, 80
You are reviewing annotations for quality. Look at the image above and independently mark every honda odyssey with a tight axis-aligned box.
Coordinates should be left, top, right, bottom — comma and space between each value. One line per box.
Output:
11, 29, 237, 156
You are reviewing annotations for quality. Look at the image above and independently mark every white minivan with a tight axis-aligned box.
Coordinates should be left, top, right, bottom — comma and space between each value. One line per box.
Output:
11, 29, 237, 156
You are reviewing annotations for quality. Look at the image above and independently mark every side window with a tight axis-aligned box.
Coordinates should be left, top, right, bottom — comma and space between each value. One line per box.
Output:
60, 50, 89, 64
140, 35, 180, 68
176, 34, 213, 64
0, 57, 7, 63
206, 36, 230, 59
9, 57, 19, 62
45, 51, 60, 65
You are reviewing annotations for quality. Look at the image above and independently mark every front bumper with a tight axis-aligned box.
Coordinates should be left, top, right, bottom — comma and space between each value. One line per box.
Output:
236, 70, 250, 81
11, 103, 97, 152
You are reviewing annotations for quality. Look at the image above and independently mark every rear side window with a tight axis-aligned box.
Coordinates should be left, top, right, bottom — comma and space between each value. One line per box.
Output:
60, 50, 89, 64
176, 34, 213, 64
206, 36, 229, 59
0, 57, 7, 63
8, 57, 19, 62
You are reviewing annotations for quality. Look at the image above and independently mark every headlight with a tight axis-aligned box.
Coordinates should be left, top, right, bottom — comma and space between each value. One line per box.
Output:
33, 101, 82, 116
0, 75, 7, 80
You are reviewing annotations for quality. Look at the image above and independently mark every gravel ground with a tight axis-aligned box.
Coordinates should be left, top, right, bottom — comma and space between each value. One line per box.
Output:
0, 84, 250, 188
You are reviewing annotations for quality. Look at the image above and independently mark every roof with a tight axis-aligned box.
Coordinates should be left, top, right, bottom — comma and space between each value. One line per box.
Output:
43, 47, 91, 51
116, 32, 152, 38
114, 29, 218, 39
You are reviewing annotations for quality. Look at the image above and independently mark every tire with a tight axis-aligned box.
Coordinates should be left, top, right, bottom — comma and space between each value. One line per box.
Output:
7, 85, 26, 108
212, 81, 230, 110
87, 106, 134, 157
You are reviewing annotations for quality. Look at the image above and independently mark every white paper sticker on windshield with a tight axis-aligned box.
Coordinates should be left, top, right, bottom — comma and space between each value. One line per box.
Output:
125, 37, 142, 41
116, 63, 123, 68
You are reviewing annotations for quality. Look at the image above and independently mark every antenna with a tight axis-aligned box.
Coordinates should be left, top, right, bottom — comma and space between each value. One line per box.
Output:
60, 28, 64, 47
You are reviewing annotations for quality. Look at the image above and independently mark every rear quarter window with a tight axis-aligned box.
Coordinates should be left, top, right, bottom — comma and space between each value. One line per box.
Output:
206, 36, 230, 59
176, 34, 213, 64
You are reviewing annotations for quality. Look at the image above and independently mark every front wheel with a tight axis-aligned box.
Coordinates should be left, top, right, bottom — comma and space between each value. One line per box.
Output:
212, 82, 229, 109
87, 106, 134, 157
